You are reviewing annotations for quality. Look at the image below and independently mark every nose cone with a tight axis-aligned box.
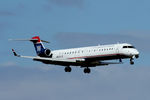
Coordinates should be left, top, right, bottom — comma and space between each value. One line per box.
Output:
134, 49, 139, 58
135, 50, 139, 55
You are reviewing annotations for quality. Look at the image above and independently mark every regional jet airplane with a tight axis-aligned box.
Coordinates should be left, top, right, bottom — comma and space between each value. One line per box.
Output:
12, 36, 139, 73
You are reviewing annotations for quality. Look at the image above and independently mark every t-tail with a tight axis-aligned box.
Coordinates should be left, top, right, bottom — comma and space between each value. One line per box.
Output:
31, 36, 52, 57
10, 36, 52, 57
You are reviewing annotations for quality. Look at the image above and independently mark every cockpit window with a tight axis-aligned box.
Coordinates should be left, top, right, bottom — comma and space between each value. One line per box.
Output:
123, 46, 135, 48
123, 46, 128, 48
128, 46, 135, 48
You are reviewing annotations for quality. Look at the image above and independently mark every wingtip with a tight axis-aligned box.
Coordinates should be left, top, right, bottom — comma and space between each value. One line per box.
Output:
12, 49, 14, 52
12, 49, 19, 57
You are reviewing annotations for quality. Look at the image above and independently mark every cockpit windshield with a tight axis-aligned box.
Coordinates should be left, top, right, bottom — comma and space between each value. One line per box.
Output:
123, 46, 135, 48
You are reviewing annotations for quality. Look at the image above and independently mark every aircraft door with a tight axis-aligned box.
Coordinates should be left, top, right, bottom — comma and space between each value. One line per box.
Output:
116, 45, 120, 54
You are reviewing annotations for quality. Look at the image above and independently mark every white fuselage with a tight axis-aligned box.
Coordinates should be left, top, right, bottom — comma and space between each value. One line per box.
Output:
51, 43, 139, 62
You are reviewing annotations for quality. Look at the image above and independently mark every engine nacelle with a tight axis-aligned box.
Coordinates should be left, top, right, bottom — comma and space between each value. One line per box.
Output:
44, 49, 51, 56
37, 48, 52, 57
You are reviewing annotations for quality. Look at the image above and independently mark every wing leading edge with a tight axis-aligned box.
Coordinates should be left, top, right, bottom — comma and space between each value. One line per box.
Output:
12, 49, 84, 66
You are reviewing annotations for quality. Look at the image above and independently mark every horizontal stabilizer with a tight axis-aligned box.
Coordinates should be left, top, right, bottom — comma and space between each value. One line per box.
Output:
9, 39, 50, 43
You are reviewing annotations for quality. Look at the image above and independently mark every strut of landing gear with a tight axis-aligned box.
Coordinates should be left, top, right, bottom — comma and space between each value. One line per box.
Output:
64, 66, 72, 72
84, 67, 91, 74
130, 58, 134, 65
119, 58, 122, 63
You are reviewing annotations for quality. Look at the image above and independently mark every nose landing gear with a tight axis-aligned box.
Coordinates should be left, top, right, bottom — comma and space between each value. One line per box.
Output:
130, 54, 139, 65
130, 57, 134, 65
130, 60, 134, 65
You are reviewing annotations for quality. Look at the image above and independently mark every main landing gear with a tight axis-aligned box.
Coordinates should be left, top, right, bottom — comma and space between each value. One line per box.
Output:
84, 67, 91, 74
119, 58, 122, 63
64, 66, 72, 72
64, 66, 91, 74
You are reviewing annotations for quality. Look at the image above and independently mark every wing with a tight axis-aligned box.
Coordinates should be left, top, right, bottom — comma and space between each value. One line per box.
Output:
12, 49, 122, 67
12, 49, 83, 66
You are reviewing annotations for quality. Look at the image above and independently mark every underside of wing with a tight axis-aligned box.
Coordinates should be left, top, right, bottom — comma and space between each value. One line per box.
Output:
33, 57, 86, 66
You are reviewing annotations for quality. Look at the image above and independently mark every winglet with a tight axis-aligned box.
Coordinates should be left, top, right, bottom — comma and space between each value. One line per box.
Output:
12, 49, 20, 57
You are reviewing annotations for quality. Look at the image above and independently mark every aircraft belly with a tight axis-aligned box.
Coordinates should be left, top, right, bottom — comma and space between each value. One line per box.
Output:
34, 53, 130, 67
85, 53, 130, 61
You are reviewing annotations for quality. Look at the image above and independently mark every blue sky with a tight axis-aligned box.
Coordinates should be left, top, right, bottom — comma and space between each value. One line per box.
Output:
0, 0, 150, 100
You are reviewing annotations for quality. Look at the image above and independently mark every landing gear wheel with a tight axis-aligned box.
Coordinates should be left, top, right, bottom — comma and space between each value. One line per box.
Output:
84, 68, 91, 74
130, 57, 134, 65
130, 61, 134, 65
64, 66, 72, 72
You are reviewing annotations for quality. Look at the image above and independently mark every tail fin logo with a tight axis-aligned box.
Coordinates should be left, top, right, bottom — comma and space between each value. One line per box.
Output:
37, 45, 41, 52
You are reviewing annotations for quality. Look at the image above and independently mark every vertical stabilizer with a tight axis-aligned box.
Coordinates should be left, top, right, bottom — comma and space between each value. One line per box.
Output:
31, 36, 46, 56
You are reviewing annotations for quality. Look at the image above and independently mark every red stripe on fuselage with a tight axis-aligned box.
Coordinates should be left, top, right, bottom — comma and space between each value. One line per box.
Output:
68, 53, 123, 59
